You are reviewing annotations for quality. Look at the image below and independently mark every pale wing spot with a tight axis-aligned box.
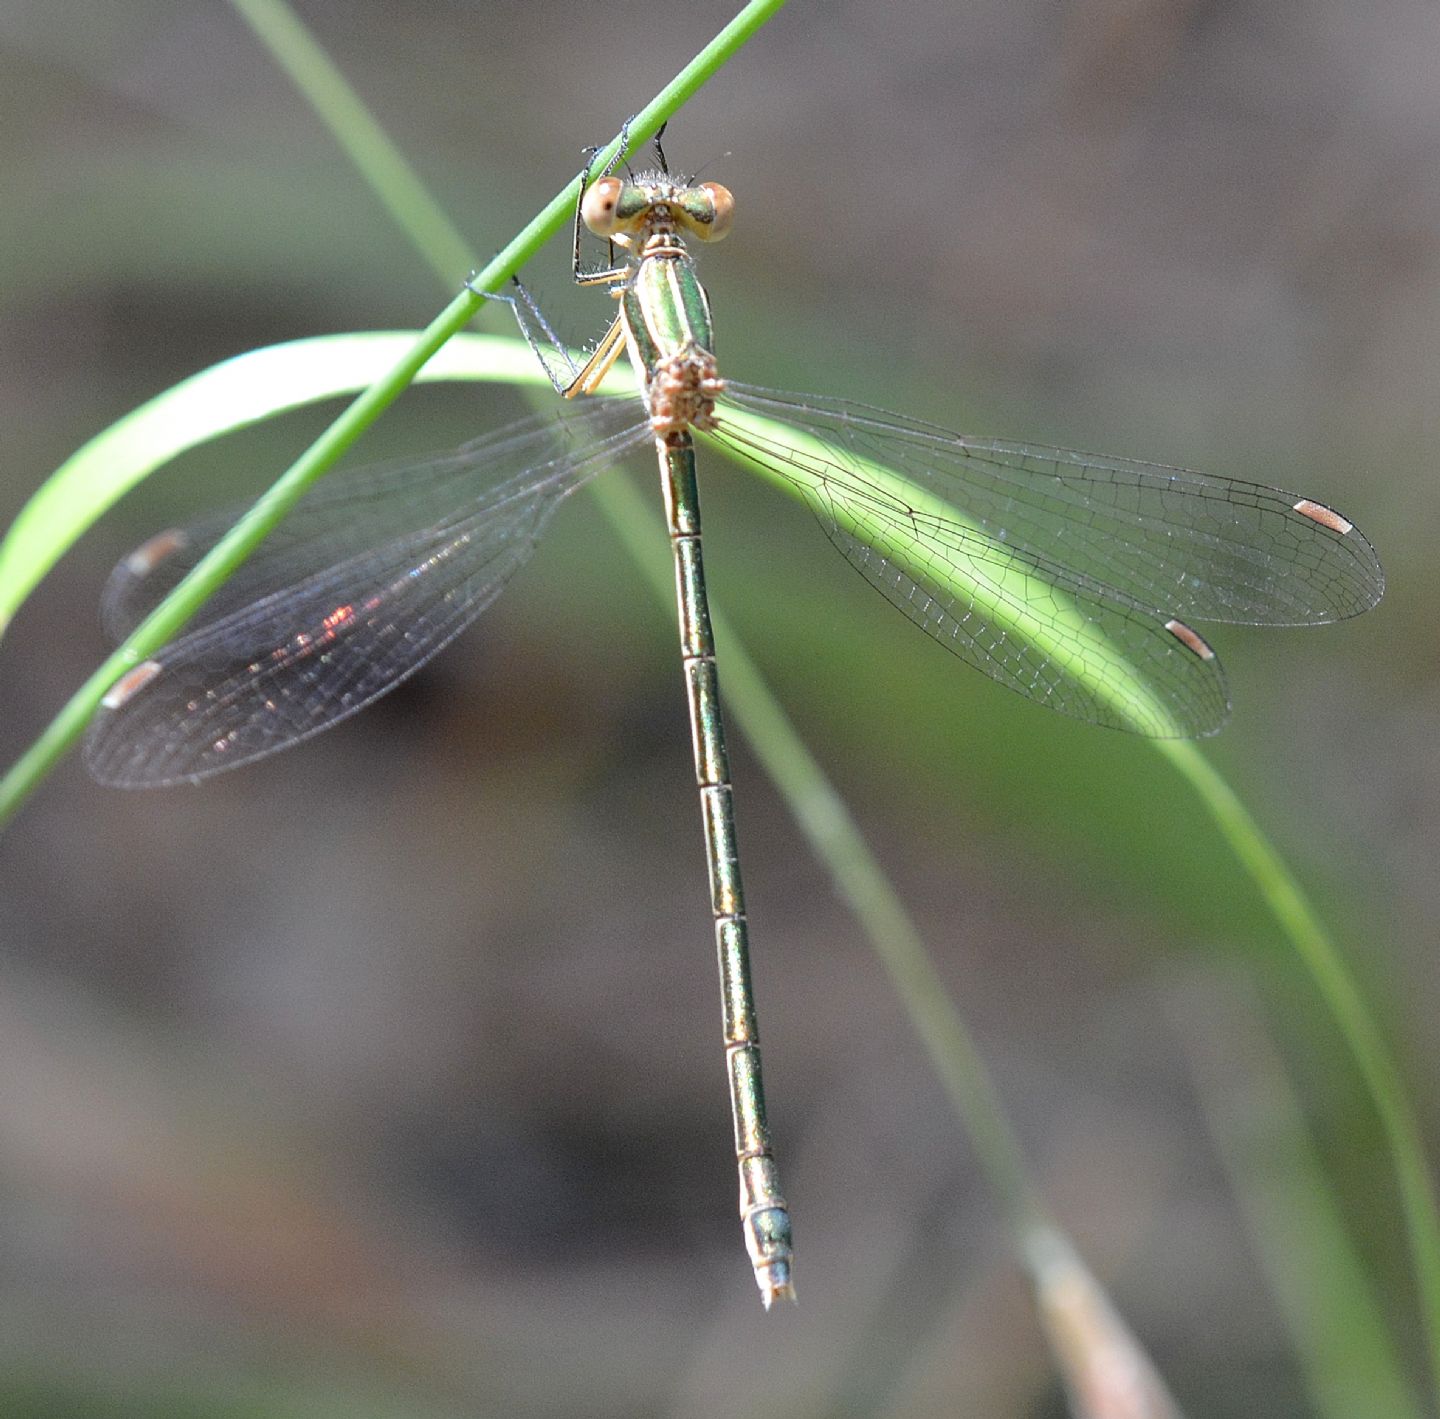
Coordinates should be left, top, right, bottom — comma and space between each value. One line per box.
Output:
124, 528, 188, 577
101, 659, 163, 710
1165, 618, 1216, 661
1292, 498, 1353, 535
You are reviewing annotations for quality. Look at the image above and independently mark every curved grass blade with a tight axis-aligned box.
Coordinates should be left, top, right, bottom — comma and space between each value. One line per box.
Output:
0, 332, 621, 639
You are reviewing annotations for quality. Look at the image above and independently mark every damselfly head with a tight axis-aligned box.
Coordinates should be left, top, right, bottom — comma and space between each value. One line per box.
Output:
581, 175, 733, 244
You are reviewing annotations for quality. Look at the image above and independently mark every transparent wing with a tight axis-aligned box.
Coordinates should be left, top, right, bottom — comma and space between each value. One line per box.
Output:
87, 400, 652, 786
100, 403, 646, 640
710, 383, 1385, 736
723, 384, 1384, 626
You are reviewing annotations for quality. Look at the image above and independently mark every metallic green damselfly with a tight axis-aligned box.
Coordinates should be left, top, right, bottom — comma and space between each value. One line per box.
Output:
87, 133, 1384, 1308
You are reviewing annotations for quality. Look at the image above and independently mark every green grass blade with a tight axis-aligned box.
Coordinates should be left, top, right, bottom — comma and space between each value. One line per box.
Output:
0, 333, 593, 635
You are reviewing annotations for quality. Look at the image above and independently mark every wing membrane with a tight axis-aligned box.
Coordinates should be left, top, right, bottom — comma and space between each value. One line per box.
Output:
711, 408, 1227, 735
87, 400, 651, 785
722, 384, 1383, 628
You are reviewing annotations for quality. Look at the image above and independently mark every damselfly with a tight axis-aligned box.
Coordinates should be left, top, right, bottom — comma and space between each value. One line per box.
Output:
87, 130, 1384, 1308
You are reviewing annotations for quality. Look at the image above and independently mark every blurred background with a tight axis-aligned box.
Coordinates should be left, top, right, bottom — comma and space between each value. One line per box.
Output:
0, 1, 1435, 1414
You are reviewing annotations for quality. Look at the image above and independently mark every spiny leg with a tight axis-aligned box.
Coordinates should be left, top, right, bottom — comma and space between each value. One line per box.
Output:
650, 120, 670, 175
466, 117, 641, 394
568, 118, 672, 282
572, 116, 638, 284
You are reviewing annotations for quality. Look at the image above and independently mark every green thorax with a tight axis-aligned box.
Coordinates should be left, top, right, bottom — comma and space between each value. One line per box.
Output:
620, 235, 717, 378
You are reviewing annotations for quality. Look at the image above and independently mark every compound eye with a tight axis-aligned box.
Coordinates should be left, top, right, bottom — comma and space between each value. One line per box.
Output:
580, 176, 627, 237
675, 183, 734, 241
699, 182, 734, 241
